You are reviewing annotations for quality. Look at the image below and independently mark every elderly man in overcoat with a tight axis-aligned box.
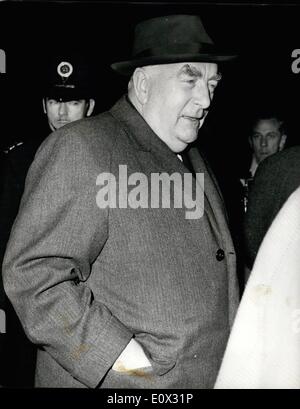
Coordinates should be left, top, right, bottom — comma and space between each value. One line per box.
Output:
3, 15, 239, 388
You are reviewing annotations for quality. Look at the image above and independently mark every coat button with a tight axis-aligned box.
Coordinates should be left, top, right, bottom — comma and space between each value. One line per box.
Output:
216, 249, 225, 261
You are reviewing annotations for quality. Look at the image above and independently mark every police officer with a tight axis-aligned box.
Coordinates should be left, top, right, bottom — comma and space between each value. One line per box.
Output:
42, 59, 95, 131
0, 55, 95, 387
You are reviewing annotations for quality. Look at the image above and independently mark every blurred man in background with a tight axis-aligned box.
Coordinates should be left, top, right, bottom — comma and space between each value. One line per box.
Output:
240, 112, 287, 212
247, 113, 287, 178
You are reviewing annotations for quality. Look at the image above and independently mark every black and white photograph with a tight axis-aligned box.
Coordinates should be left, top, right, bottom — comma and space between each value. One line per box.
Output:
0, 0, 300, 394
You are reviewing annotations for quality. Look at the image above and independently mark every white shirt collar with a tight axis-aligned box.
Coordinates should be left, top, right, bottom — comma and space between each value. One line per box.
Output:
249, 156, 259, 177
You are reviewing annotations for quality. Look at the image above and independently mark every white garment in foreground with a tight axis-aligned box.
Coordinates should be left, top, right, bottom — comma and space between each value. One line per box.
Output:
215, 185, 300, 389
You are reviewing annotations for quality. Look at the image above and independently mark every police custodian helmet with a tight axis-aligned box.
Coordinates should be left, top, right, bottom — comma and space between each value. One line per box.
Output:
43, 54, 95, 101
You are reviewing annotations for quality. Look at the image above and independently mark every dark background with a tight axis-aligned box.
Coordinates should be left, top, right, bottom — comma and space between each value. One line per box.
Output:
1, 0, 300, 173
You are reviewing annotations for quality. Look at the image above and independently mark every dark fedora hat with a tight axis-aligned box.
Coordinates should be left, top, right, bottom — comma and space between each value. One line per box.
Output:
111, 14, 236, 76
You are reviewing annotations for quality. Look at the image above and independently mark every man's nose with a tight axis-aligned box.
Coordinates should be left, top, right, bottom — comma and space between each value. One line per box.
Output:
58, 102, 68, 116
260, 135, 268, 147
193, 82, 211, 110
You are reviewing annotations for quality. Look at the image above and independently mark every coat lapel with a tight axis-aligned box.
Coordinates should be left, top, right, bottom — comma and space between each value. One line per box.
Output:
188, 146, 231, 241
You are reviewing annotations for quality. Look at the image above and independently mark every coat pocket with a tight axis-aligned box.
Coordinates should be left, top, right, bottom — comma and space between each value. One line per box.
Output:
150, 355, 176, 376
102, 357, 177, 388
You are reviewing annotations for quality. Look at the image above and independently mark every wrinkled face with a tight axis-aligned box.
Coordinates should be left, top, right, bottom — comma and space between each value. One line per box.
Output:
249, 119, 286, 164
43, 98, 94, 131
142, 62, 221, 153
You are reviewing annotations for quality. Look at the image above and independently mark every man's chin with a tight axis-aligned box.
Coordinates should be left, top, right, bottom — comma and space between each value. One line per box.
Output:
179, 133, 198, 146
258, 153, 271, 163
170, 132, 198, 153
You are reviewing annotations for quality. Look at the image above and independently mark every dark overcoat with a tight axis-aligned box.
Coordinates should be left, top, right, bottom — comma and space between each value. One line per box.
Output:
3, 96, 239, 388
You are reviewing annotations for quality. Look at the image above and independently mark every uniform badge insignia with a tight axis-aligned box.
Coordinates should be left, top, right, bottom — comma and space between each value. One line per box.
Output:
57, 61, 73, 80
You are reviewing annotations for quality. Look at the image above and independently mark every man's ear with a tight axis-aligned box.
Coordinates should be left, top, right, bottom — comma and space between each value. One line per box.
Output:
279, 134, 287, 151
42, 98, 47, 114
86, 99, 95, 117
132, 67, 150, 106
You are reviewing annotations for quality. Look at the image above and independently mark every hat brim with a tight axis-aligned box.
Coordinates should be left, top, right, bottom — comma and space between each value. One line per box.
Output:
111, 53, 237, 76
43, 86, 93, 101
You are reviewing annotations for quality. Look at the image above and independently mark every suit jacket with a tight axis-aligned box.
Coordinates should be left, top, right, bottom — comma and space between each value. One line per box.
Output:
3, 96, 239, 388
215, 185, 300, 388
245, 146, 300, 268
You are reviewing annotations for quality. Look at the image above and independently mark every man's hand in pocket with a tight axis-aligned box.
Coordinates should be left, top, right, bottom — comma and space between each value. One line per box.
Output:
112, 338, 152, 372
